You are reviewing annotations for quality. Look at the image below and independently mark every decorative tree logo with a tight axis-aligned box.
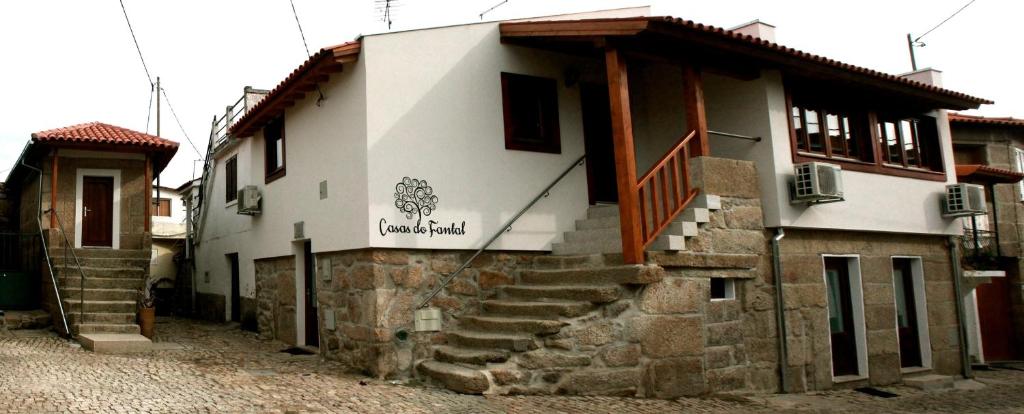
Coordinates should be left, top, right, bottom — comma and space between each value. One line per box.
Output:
394, 177, 438, 227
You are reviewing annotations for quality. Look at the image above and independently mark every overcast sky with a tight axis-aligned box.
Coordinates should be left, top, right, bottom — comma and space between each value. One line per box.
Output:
1, 0, 1020, 186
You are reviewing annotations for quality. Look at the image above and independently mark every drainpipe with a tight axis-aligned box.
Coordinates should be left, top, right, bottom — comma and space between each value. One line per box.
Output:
771, 228, 789, 393
948, 236, 974, 379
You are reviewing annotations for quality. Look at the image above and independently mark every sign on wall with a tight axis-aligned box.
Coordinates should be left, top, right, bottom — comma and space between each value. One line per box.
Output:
379, 176, 466, 238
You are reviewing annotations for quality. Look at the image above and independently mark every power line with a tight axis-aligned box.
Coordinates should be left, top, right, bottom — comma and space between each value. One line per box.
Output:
118, 0, 153, 86
145, 84, 154, 134
289, 0, 312, 57
159, 86, 203, 158
914, 0, 977, 42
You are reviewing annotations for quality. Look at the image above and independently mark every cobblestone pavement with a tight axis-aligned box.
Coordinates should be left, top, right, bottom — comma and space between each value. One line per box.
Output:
1, 318, 1024, 413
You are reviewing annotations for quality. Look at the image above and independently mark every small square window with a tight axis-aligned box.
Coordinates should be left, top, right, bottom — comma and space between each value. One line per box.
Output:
500, 72, 561, 154
710, 278, 736, 301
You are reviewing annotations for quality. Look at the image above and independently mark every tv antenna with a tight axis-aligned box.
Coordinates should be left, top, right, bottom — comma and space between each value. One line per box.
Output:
479, 0, 509, 20
907, 0, 976, 71
375, 0, 402, 29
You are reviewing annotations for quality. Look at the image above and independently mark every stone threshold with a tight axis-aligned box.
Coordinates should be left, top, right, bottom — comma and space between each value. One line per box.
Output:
900, 366, 933, 375
832, 374, 869, 384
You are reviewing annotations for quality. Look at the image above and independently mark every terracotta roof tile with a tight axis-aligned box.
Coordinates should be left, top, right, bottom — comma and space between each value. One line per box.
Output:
949, 113, 1024, 127
956, 164, 1024, 184
32, 122, 179, 151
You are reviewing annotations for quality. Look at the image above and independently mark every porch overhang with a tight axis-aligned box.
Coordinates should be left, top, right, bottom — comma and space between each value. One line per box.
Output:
500, 16, 992, 111
956, 164, 1024, 185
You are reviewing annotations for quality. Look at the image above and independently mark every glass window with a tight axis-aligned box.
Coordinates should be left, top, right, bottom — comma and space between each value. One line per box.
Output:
710, 278, 736, 301
264, 116, 286, 182
805, 109, 823, 153
501, 72, 561, 153
1016, 149, 1024, 201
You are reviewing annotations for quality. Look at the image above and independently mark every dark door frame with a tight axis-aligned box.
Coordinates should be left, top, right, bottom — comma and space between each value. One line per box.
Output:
81, 176, 114, 248
824, 256, 864, 378
580, 82, 618, 205
892, 257, 924, 368
228, 253, 240, 323
302, 241, 319, 347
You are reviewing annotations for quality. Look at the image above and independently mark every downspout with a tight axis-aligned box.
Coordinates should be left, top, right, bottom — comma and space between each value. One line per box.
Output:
948, 235, 974, 379
771, 228, 789, 393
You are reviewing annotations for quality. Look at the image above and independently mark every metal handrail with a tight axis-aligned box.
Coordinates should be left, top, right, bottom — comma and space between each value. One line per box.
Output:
18, 153, 70, 336
45, 208, 89, 326
709, 130, 761, 142
417, 154, 586, 309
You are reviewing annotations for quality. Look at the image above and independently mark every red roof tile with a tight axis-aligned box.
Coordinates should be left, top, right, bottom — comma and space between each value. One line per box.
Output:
956, 164, 1024, 184
32, 122, 179, 151
949, 113, 1024, 127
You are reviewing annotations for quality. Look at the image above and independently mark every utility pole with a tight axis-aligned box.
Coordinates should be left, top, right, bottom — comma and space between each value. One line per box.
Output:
156, 76, 161, 138
906, 34, 918, 71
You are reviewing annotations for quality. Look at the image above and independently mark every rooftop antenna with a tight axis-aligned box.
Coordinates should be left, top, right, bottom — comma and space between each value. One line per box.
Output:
479, 0, 509, 20
375, 0, 401, 30
907, 0, 976, 71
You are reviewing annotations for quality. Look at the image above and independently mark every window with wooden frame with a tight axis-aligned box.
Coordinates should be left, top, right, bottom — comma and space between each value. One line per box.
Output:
876, 114, 943, 172
153, 198, 171, 217
225, 155, 238, 203
264, 116, 286, 182
790, 96, 873, 163
500, 72, 561, 154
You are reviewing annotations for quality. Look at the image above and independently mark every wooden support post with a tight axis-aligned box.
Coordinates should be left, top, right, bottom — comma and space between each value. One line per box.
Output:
683, 64, 710, 157
144, 155, 152, 233
604, 45, 644, 265
50, 154, 58, 229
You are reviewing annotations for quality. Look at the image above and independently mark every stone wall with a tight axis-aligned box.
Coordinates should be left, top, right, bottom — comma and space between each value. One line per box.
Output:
0, 182, 12, 232
54, 156, 149, 250
778, 230, 961, 391
255, 256, 297, 345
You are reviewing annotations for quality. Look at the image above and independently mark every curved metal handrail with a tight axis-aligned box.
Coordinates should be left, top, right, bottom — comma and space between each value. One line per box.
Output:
45, 208, 89, 326
416, 154, 586, 309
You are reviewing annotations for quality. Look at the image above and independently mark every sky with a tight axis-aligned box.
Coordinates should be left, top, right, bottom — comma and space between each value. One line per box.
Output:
1, 0, 1020, 187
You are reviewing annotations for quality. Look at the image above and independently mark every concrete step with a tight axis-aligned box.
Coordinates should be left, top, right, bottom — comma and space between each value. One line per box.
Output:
75, 323, 141, 335
563, 227, 620, 243
520, 265, 663, 285
574, 215, 620, 231
77, 333, 152, 353
482, 300, 594, 319
68, 312, 136, 325
904, 374, 955, 391
53, 248, 150, 259
53, 256, 150, 269
63, 300, 136, 313
680, 207, 710, 224
531, 254, 612, 270
661, 220, 699, 237
460, 315, 567, 335
500, 285, 620, 303
448, 330, 538, 352
552, 239, 623, 255
61, 288, 137, 301
53, 266, 144, 279
434, 345, 509, 365
586, 205, 620, 219
60, 277, 143, 290
417, 360, 490, 394
691, 194, 722, 210
649, 235, 686, 252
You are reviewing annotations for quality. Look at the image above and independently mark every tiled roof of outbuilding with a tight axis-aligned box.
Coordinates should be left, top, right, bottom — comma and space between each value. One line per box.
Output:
949, 113, 1024, 127
32, 122, 179, 150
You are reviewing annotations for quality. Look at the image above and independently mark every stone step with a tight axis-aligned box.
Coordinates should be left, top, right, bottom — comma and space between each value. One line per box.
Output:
574, 215, 620, 231
52, 248, 150, 259
53, 266, 144, 279
60, 277, 143, 290
520, 265, 663, 285
661, 220, 699, 237
434, 345, 509, 365
53, 256, 150, 269
417, 360, 490, 394
691, 194, 722, 210
75, 323, 141, 335
679, 207, 710, 224
68, 312, 136, 325
552, 239, 622, 255
77, 333, 152, 354
532, 254, 612, 269
448, 330, 538, 352
482, 300, 594, 319
904, 374, 955, 391
61, 288, 137, 301
500, 285, 620, 303
586, 205, 620, 219
649, 235, 686, 252
63, 300, 136, 313
460, 315, 567, 335
563, 227, 620, 243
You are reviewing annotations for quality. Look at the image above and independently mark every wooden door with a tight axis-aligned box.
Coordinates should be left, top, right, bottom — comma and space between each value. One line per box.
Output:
228, 253, 240, 323
81, 176, 114, 247
303, 241, 319, 347
977, 276, 1018, 361
825, 257, 859, 376
893, 258, 923, 367
580, 83, 618, 204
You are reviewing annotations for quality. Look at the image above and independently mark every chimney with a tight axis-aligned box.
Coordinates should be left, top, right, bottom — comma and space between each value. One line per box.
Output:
899, 67, 943, 87
729, 20, 776, 43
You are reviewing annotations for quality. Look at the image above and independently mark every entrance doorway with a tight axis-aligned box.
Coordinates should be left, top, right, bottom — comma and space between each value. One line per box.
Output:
228, 253, 240, 323
302, 241, 319, 347
893, 258, 923, 368
580, 83, 618, 204
825, 257, 860, 377
82, 176, 114, 247
977, 275, 1018, 361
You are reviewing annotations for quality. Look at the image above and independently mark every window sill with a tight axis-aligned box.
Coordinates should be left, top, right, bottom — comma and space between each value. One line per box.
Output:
226, 200, 238, 209
793, 153, 946, 182
710, 297, 736, 302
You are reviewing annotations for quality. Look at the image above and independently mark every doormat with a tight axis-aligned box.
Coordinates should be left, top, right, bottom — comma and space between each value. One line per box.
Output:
280, 347, 315, 355
854, 387, 898, 398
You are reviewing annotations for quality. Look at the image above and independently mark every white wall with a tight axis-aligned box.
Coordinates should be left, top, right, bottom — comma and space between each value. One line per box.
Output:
705, 69, 961, 236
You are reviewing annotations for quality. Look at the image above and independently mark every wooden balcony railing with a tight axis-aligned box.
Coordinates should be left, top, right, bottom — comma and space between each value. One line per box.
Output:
636, 130, 700, 248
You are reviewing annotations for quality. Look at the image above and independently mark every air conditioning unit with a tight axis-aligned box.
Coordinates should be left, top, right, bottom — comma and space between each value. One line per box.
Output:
942, 183, 986, 217
790, 162, 844, 204
237, 185, 262, 215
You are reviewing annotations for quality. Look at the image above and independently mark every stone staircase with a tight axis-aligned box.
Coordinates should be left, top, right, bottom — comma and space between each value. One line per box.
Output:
417, 195, 722, 394
552, 194, 721, 255
51, 248, 149, 336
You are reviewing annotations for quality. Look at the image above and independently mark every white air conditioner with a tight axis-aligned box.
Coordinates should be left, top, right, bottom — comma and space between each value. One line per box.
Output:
942, 183, 986, 217
790, 162, 844, 204
237, 186, 262, 215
